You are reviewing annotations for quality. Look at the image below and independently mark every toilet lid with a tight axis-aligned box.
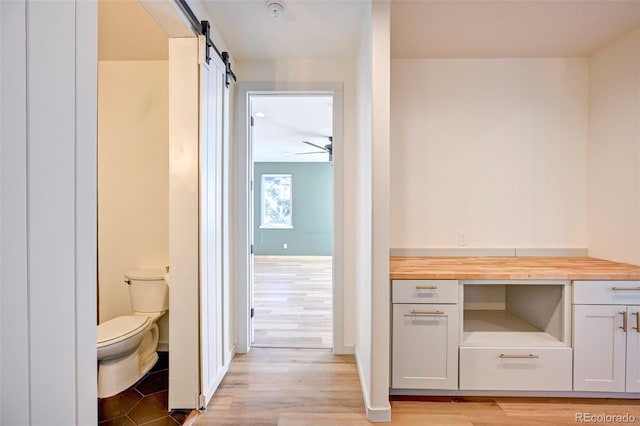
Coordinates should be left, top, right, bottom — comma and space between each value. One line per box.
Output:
97, 315, 150, 346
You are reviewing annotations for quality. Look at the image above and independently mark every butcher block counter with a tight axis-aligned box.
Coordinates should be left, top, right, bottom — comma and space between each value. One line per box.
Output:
390, 256, 640, 394
389, 256, 640, 280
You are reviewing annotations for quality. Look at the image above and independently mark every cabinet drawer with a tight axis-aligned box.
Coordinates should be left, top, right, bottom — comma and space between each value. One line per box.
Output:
459, 347, 572, 391
573, 281, 640, 305
392, 280, 458, 304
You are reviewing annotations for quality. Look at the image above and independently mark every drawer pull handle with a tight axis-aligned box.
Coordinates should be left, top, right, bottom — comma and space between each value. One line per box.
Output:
612, 286, 640, 291
406, 310, 444, 316
620, 311, 628, 333
633, 312, 640, 333
416, 285, 438, 290
498, 354, 540, 359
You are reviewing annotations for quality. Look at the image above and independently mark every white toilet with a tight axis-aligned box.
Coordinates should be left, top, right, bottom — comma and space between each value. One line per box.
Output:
97, 269, 168, 398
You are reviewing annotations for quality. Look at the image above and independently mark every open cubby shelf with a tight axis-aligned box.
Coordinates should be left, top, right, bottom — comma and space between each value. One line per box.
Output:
462, 309, 565, 347
461, 283, 570, 347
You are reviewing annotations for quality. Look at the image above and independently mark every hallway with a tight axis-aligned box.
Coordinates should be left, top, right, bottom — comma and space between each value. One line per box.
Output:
193, 348, 640, 425
195, 348, 366, 425
253, 256, 332, 348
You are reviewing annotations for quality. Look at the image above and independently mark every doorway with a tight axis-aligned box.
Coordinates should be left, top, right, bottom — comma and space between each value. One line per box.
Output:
236, 85, 345, 354
250, 95, 334, 349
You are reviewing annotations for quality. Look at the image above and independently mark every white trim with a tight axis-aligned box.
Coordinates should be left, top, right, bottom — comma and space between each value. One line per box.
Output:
515, 248, 589, 257
355, 346, 392, 423
235, 82, 347, 354
75, 2, 98, 424
168, 37, 200, 410
390, 248, 516, 257
389, 389, 640, 398
341, 345, 355, 355
390, 248, 590, 257
138, 0, 194, 38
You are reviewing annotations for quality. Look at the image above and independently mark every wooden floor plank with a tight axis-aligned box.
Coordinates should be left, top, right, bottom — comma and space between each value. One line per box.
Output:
197, 345, 640, 425
253, 256, 332, 348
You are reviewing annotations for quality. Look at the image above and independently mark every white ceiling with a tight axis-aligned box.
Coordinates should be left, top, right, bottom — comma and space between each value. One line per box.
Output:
202, 0, 368, 60
251, 95, 333, 163
201, 1, 640, 61
391, 1, 640, 59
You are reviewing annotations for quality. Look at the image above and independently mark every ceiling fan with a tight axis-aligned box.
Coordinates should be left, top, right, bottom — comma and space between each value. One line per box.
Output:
296, 136, 333, 161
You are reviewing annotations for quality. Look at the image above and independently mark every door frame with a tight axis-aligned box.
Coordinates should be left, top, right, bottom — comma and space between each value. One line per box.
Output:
235, 82, 346, 354
139, 0, 203, 410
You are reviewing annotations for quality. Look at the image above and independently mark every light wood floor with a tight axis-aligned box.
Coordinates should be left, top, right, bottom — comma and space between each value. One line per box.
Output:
195, 348, 640, 425
252, 256, 332, 349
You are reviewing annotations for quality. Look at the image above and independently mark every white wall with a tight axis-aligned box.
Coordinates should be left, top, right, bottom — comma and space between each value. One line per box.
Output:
370, 0, 391, 420
391, 58, 588, 249
588, 28, 640, 265
1, 1, 97, 424
354, 0, 392, 422
355, 1, 373, 419
236, 58, 358, 348
98, 60, 170, 345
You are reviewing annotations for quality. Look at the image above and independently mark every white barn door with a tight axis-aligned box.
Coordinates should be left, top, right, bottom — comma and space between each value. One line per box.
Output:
199, 41, 227, 407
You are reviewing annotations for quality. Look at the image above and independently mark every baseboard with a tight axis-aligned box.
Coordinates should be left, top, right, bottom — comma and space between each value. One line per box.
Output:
515, 248, 589, 257
366, 405, 392, 422
334, 344, 355, 355
354, 345, 392, 423
157, 342, 169, 352
226, 347, 236, 365
389, 389, 640, 398
390, 248, 590, 257
390, 248, 515, 257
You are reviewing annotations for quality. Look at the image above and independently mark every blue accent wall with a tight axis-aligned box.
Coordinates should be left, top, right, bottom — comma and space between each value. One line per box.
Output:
254, 162, 332, 255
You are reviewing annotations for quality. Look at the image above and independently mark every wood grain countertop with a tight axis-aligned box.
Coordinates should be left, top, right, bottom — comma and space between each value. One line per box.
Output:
389, 256, 640, 280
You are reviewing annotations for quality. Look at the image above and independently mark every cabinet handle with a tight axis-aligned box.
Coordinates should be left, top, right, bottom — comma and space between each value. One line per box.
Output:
612, 286, 640, 291
498, 354, 540, 359
416, 285, 438, 290
406, 310, 444, 316
620, 311, 628, 333
633, 312, 640, 333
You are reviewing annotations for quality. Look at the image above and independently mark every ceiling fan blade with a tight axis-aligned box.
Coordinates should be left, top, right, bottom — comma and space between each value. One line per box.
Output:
295, 151, 326, 155
301, 140, 327, 151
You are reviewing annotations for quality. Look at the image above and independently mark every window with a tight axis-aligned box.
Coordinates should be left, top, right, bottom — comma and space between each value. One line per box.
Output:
260, 174, 293, 228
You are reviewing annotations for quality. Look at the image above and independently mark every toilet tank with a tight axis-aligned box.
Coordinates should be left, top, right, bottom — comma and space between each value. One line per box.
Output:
125, 269, 169, 313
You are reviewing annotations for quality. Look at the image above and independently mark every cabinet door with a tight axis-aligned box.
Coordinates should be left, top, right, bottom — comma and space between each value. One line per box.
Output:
626, 306, 640, 392
392, 304, 458, 389
573, 305, 626, 392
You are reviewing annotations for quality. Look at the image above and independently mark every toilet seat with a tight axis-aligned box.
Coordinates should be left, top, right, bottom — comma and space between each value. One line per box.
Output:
98, 315, 150, 348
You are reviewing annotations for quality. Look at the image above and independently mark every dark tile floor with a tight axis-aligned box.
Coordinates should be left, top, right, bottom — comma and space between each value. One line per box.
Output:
99, 352, 192, 425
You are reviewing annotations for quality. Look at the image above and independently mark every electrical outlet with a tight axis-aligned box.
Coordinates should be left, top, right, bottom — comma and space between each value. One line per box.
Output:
283, 243, 288, 249
458, 232, 468, 247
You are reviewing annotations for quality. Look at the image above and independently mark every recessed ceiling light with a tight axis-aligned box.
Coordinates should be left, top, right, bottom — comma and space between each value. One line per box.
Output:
255, 112, 265, 118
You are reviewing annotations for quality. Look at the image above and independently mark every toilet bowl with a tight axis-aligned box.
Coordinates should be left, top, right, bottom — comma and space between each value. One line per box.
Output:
97, 269, 168, 398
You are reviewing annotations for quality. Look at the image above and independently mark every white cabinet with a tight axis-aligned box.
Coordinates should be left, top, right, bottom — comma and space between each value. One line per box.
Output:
573, 281, 640, 392
459, 282, 573, 391
459, 346, 572, 391
573, 304, 640, 392
391, 281, 458, 389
